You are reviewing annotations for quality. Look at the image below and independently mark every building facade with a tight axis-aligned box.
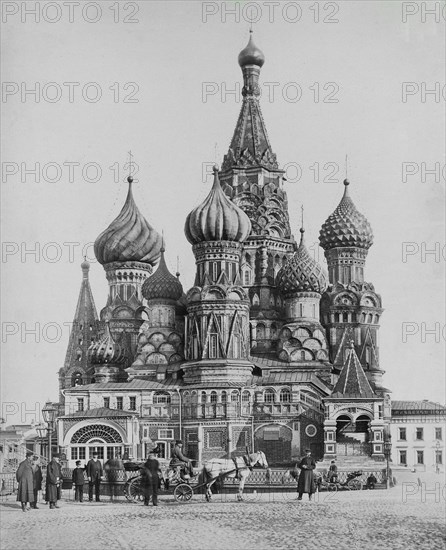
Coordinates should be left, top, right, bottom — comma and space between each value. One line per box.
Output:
56, 33, 392, 470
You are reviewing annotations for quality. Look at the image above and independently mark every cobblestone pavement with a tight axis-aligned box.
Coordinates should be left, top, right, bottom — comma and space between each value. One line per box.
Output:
1, 485, 445, 550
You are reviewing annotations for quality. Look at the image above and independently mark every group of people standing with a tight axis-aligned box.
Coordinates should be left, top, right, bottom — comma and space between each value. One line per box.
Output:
16, 452, 62, 511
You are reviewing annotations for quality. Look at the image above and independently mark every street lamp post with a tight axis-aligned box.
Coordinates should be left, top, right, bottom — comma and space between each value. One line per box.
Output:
42, 401, 57, 462
384, 434, 392, 490
36, 423, 47, 459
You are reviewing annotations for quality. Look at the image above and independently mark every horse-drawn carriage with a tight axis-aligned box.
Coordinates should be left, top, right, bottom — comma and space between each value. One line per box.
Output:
315, 470, 364, 491
123, 451, 270, 504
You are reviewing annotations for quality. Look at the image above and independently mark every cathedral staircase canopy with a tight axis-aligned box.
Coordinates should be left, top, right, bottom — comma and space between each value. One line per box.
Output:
94, 176, 162, 265
319, 179, 374, 251
330, 342, 376, 399
184, 167, 251, 244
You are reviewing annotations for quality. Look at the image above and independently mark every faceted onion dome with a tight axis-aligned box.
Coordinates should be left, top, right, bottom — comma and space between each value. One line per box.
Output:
277, 229, 328, 295
319, 179, 374, 250
94, 176, 162, 265
185, 167, 251, 244
89, 322, 125, 364
238, 31, 265, 67
142, 247, 183, 301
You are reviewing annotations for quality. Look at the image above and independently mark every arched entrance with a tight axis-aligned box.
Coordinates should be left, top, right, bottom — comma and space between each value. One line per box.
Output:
355, 415, 371, 443
336, 415, 352, 438
70, 424, 124, 464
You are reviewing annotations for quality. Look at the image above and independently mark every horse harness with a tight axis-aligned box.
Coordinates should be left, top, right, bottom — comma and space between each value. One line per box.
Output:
231, 455, 253, 478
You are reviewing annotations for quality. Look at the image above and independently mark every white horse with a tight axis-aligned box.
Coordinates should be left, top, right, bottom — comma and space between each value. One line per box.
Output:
201, 451, 270, 502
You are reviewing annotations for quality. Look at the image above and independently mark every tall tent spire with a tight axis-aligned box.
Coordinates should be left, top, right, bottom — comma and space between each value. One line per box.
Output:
331, 341, 376, 398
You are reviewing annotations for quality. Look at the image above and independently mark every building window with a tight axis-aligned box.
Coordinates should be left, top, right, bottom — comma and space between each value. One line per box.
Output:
116, 397, 123, 410
279, 388, 291, 403
210, 391, 217, 403
129, 397, 136, 411
77, 398, 84, 412
158, 429, 174, 440
436, 451, 443, 465
242, 391, 250, 403
244, 270, 250, 285
399, 450, 407, 465
153, 392, 171, 405
221, 391, 227, 404
103, 397, 110, 409
435, 428, 442, 440
201, 391, 207, 404
416, 428, 423, 440
378, 405, 383, 419
154, 442, 167, 459
264, 389, 275, 403
417, 450, 424, 465
230, 391, 239, 403
209, 334, 218, 359
398, 428, 407, 441
71, 447, 86, 460
89, 447, 104, 459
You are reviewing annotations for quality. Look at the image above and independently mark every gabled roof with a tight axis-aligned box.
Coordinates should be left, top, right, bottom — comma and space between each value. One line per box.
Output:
330, 345, 375, 399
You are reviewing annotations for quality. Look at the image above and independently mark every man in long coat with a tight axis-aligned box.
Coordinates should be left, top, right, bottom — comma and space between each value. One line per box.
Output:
86, 452, 103, 502
169, 440, 194, 478
142, 452, 161, 506
16, 453, 34, 512
46, 453, 62, 509
31, 456, 43, 509
297, 449, 316, 500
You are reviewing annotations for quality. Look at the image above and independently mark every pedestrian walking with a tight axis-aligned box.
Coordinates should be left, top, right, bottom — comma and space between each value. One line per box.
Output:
46, 453, 62, 509
72, 460, 85, 502
31, 456, 43, 509
16, 453, 34, 512
86, 452, 103, 502
296, 449, 316, 501
142, 452, 161, 506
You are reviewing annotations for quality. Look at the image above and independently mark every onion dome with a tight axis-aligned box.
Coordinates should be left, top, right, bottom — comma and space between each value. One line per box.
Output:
185, 166, 251, 244
277, 228, 328, 295
88, 322, 125, 364
238, 30, 265, 67
319, 179, 374, 251
142, 246, 183, 301
94, 176, 162, 265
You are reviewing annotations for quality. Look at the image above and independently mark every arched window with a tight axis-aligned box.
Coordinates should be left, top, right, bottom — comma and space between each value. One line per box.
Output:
280, 388, 291, 403
72, 372, 83, 387
221, 391, 227, 403
365, 346, 371, 366
242, 391, 251, 402
300, 350, 306, 361
231, 390, 239, 403
244, 270, 251, 286
201, 391, 207, 404
210, 391, 217, 403
183, 391, 190, 404
153, 391, 171, 404
257, 324, 265, 339
264, 389, 275, 403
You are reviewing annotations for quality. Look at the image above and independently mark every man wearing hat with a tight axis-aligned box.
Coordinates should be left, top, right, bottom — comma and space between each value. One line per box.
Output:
142, 450, 162, 506
16, 452, 34, 512
86, 452, 103, 502
46, 453, 62, 509
296, 449, 317, 501
31, 456, 43, 509
72, 460, 85, 502
170, 440, 195, 479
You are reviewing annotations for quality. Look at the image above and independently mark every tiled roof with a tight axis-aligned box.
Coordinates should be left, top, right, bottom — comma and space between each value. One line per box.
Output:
391, 400, 446, 412
68, 379, 183, 392
251, 371, 330, 392
59, 408, 136, 419
330, 346, 375, 399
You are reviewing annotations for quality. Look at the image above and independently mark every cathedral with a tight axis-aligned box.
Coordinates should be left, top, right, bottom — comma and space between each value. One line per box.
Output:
56, 33, 391, 469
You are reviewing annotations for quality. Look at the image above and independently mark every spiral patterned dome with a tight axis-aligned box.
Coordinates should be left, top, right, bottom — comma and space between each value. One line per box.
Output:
238, 31, 265, 67
185, 167, 251, 244
94, 177, 162, 265
277, 229, 328, 295
88, 323, 125, 364
319, 180, 374, 251
142, 247, 183, 301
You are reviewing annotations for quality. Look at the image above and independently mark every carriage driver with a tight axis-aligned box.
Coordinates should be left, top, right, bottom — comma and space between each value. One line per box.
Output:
170, 440, 195, 478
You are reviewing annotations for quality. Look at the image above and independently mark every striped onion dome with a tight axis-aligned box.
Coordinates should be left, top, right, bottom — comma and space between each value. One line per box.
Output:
88, 323, 125, 364
185, 167, 251, 244
94, 176, 162, 265
142, 247, 183, 301
319, 179, 374, 251
277, 228, 328, 296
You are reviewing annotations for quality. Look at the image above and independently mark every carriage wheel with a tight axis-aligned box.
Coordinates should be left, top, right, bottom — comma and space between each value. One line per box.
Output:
124, 476, 145, 503
174, 483, 193, 503
348, 479, 363, 491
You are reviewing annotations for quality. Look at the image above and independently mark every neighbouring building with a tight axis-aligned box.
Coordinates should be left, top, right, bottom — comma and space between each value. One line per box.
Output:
390, 400, 445, 472
55, 32, 393, 471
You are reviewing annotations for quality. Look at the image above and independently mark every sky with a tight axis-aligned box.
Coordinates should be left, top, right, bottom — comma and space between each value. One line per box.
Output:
1, 0, 445, 426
